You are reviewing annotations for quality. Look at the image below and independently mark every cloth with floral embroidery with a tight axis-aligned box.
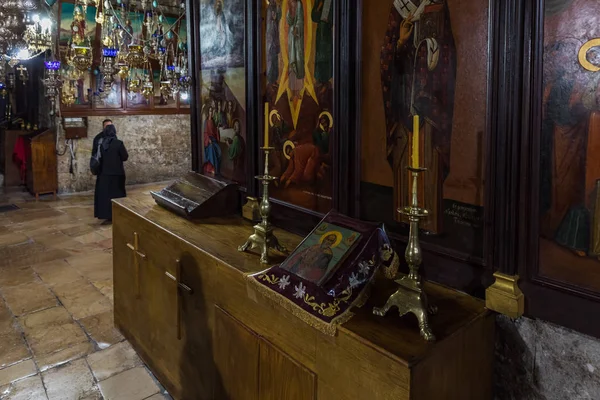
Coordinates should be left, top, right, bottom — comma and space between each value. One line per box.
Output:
247, 211, 399, 336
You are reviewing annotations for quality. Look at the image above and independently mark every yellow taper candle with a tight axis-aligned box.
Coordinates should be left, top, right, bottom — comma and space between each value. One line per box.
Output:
412, 114, 419, 168
264, 103, 270, 147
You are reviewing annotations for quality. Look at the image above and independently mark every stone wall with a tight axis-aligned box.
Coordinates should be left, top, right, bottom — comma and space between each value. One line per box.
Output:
495, 316, 600, 400
57, 115, 191, 193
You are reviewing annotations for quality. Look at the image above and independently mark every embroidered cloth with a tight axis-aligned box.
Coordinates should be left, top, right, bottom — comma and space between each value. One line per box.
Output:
247, 211, 398, 336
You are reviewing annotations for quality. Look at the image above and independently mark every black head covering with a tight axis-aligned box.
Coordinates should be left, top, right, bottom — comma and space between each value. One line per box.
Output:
102, 124, 117, 150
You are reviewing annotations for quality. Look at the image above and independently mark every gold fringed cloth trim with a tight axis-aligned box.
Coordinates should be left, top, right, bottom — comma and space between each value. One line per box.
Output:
245, 211, 397, 336
246, 275, 353, 336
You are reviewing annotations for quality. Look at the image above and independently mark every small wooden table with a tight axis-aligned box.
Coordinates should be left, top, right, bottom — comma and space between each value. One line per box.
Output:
113, 195, 494, 400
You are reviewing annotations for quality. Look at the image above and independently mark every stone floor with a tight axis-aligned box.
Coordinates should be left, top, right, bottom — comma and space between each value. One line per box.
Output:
0, 184, 172, 400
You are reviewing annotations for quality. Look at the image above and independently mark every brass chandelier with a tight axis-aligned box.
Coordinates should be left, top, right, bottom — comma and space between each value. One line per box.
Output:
0, 0, 55, 63
96, 0, 190, 103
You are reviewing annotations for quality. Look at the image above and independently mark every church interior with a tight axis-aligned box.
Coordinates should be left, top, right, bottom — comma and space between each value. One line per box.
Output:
0, 0, 599, 399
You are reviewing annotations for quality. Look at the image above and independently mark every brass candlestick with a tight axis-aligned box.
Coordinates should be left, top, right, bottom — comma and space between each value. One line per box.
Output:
238, 147, 287, 264
373, 167, 437, 342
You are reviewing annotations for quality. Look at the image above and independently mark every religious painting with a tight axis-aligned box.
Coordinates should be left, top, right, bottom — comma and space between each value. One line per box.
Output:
279, 221, 361, 286
199, 67, 247, 183
126, 11, 145, 45
360, 0, 488, 259
59, 2, 97, 48
197, 0, 247, 184
94, 74, 122, 109
538, 0, 600, 292
60, 71, 93, 107
199, 0, 245, 69
264, 0, 335, 213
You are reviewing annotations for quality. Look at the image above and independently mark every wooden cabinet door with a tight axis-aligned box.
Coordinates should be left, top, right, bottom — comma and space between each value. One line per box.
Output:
213, 306, 260, 400
30, 132, 57, 194
113, 209, 190, 397
113, 208, 152, 350
259, 339, 317, 400
163, 245, 217, 400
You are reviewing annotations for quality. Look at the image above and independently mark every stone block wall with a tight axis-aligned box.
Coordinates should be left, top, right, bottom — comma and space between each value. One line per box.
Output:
57, 114, 191, 193
495, 316, 600, 399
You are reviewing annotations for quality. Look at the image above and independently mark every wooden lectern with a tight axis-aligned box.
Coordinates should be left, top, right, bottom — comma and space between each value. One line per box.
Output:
150, 172, 239, 219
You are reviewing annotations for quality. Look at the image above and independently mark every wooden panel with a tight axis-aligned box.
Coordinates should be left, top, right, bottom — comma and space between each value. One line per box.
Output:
259, 339, 316, 400
114, 204, 219, 400
138, 221, 181, 386
113, 205, 148, 346
412, 313, 495, 400
316, 328, 410, 400
170, 244, 219, 400
29, 130, 57, 195
113, 206, 185, 397
215, 263, 318, 371
213, 307, 259, 400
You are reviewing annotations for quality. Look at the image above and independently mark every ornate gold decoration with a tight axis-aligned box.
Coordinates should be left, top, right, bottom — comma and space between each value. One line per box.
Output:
141, 75, 154, 99
160, 80, 173, 98
259, 273, 280, 285
303, 287, 352, 317
69, 45, 93, 72
61, 82, 76, 106
126, 45, 145, 68
248, 274, 353, 336
117, 65, 129, 79
381, 248, 400, 280
128, 77, 142, 93
578, 38, 600, 72
238, 147, 288, 264
373, 167, 437, 342
485, 272, 524, 319
250, 272, 356, 336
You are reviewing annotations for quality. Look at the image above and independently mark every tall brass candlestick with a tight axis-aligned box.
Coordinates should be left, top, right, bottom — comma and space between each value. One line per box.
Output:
238, 147, 287, 264
373, 166, 437, 342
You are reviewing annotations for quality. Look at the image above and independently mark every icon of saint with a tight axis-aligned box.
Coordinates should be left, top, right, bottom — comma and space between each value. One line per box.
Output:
282, 233, 337, 283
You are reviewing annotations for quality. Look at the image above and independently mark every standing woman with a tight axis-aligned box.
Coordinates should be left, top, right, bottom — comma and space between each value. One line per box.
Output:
94, 124, 129, 222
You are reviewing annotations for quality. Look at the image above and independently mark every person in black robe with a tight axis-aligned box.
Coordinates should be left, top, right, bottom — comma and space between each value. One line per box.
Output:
92, 119, 113, 155
94, 124, 129, 222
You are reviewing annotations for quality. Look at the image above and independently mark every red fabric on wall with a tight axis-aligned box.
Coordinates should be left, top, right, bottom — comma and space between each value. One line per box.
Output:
13, 136, 27, 184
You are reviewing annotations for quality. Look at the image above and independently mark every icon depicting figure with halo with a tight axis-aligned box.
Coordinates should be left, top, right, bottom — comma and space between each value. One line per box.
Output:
281, 232, 340, 283
280, 222, 360, 286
